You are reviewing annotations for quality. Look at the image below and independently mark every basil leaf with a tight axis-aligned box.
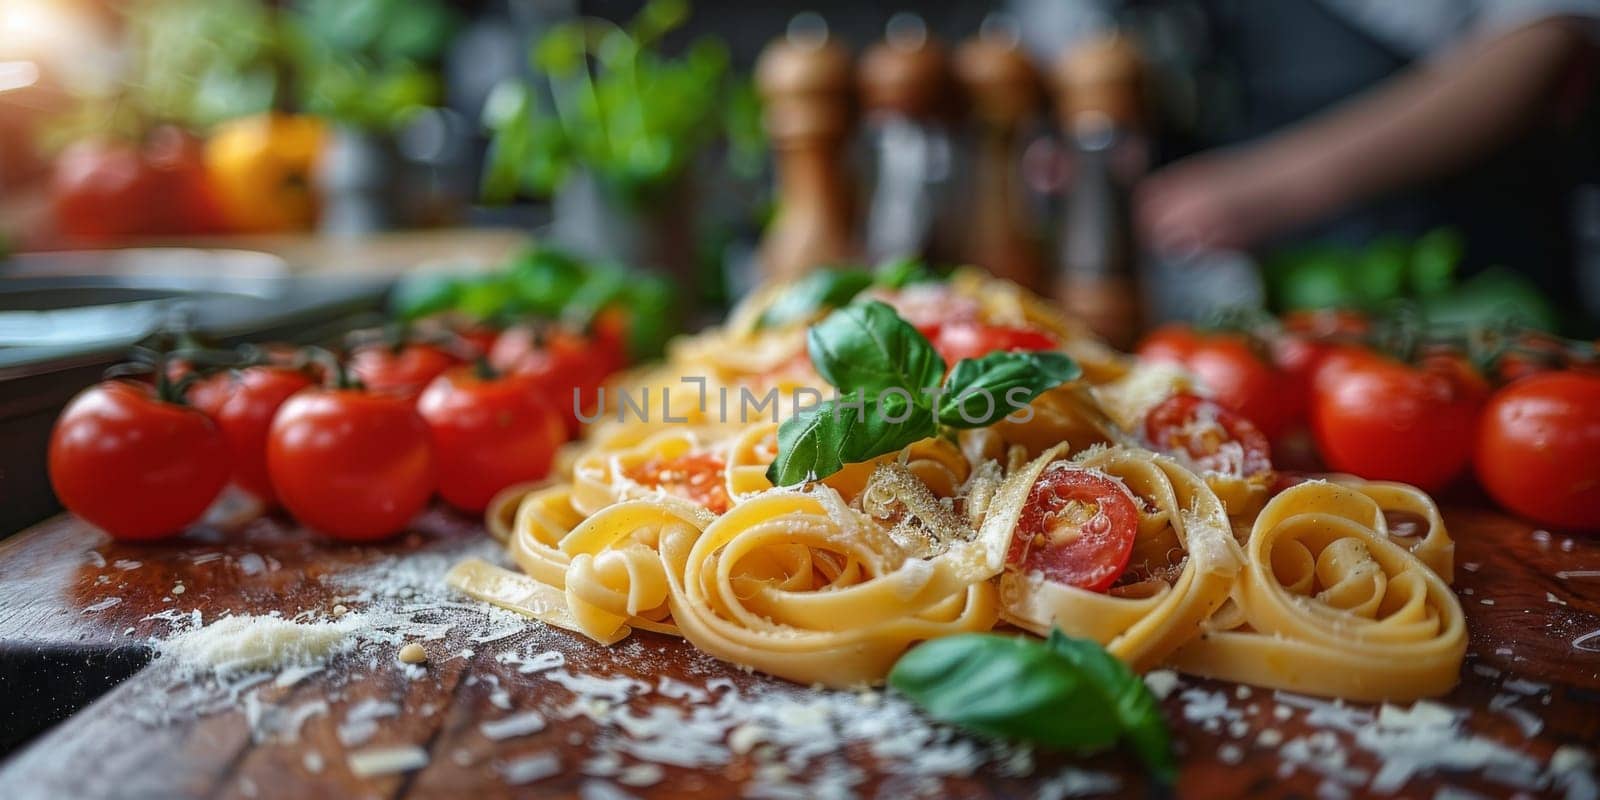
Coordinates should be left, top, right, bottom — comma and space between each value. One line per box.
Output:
765, 392, 936, 485
619, 275, 676, 360
1045, 630, 1176, 782
560, 261, 629, 330
389, 273, 461, 321
873, 257, 938, 290
509, 246, 586, 318
889, 633, 1122, 751
938, 351, 1081, 428
889, 631, 1176, 782
758, 268, 874, 329
455, 274, 525, 320
806, 301, 946, 398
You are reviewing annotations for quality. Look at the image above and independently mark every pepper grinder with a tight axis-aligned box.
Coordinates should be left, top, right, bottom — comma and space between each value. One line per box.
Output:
954, 17, 1045, 290
755, 16, 858, 284
1051, 33, 1147, 349
858, 12, 954, 265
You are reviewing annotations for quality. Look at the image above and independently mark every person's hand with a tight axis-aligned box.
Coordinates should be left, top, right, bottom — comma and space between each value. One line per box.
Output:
1135, 148, 1323, 254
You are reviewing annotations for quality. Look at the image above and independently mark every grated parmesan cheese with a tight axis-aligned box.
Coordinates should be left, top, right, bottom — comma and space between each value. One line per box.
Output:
347, 745, 429, 777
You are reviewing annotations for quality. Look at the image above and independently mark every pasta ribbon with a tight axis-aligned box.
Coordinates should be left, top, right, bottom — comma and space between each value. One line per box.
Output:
1167, 481, 1466, 701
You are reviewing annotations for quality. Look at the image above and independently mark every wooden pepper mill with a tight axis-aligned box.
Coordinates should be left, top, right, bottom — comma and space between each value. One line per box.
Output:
755, 18, 858, 284
858, 13, 955, 264
954, 20, 1045, 291
1051, 33, 1146, 349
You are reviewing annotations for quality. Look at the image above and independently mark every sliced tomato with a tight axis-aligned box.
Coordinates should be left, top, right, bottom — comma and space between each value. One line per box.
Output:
917, 321, 1058, 364
1145, 393, 1273, 477
622, 451, 732, 514
1007, 466, 1140, 592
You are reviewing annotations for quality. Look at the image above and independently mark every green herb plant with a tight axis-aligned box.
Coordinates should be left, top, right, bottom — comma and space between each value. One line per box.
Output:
1264, 228, 1558, 332
765, 301, 1080, 485
481, 0, 753, 207
389, 243, 676, 361
283, 0, 459, 132
890, 629, 1176, 781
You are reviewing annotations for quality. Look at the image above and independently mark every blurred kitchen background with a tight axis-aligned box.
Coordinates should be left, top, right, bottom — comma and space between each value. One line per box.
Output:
3, 0, 1600, 336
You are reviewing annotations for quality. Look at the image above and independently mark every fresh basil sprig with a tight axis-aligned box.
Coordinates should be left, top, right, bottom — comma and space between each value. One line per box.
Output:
758, 269, 875, 330
939, 350, 1082, 429
889, 629, 1176, 781
765, 300, 1080, 485
756, 259, 944, 329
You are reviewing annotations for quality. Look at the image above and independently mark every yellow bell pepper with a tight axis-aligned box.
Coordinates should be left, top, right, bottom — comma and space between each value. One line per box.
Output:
204, 113, 326, 233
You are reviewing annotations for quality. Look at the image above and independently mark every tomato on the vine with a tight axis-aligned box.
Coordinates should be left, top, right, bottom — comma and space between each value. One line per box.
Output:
48, 380, 229, 540
1137, 324, 1295, 440
590, 307, 633, 375
417, 365, 566, 513
267, 388, 435, 540
193, 366, 315, 505
1311, 348, 1487, 491
1475, 371, 1600, 531
1007, 465, 1140, 592
491, 325, 614, 436
917, 320, 1058, 364
349, 343, 458, 400
453, 325, 502, 359
1144, 393, 1274, 477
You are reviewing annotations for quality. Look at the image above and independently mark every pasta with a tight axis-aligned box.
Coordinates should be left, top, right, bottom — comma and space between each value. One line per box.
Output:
449, 269, 1465, 700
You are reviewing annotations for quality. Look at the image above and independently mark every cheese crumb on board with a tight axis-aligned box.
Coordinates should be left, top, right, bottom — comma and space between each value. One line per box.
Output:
479, 710, 546, 740
398, 643, 428, 664
499, 753, 561, 785
347, 745, 429, 777
160, 614, 358, 676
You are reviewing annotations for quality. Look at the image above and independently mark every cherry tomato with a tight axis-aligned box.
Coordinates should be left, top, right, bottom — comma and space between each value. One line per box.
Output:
267, 389, 435, 540
349, 343, 458, 400
917, 321, 1058, 364
590, 307, 633, 375
621, 451, 732, 514
1137, 324, 1294, 440
417, 367, 566, 513
1144, 393, 1273, 477
48, 381, 229, 540
1311, 348, 1487, 491
51, 140, 163, 241
454, 325, 502, 359
1007, 465, 1140, 592
50, 128, 227, 241
1268, 334, 1325, 428
1475, 371, 1600, 531
143, 125, 228, 235
194, 367, 315, 505
491, 326, 610, 436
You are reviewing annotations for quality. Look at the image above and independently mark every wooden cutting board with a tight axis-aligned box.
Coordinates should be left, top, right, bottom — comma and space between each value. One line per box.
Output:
0, 503, 1595, 799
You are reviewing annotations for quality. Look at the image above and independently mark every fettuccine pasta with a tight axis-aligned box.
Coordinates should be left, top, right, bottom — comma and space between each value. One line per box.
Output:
449, 269, 1465, 700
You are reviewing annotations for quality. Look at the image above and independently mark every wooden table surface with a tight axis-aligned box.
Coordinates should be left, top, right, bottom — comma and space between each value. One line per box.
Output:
0, 502, 1595, 800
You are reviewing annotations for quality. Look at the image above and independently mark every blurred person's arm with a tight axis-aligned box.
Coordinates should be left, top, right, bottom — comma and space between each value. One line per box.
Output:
1137, 17, 1593, 253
